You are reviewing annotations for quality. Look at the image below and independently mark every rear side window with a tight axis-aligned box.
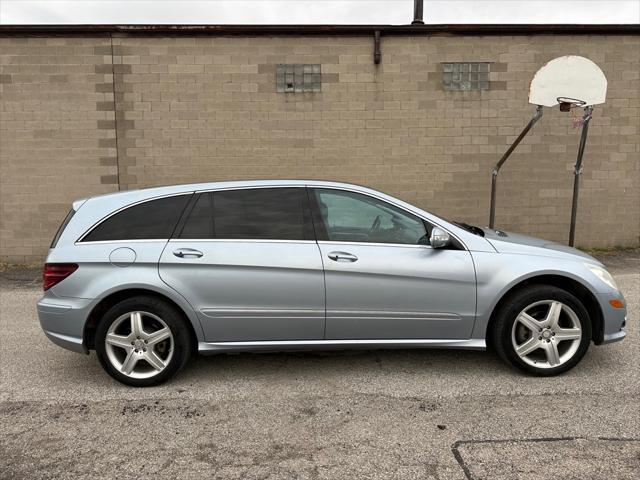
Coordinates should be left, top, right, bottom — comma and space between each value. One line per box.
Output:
82, 195, 190, 242
50, 208, 76, 248
179, 193, 214, 239
178, 188, 313, 241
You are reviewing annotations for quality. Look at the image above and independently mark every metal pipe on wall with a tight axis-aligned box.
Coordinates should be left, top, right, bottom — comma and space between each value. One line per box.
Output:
412, 0, 424, 25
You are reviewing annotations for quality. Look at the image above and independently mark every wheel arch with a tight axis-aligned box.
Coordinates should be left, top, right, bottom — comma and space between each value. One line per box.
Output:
485, 274, 604, 349
84, 288, 200, 352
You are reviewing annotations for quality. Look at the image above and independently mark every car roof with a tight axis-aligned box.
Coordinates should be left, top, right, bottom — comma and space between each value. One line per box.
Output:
80, 179, 376, 203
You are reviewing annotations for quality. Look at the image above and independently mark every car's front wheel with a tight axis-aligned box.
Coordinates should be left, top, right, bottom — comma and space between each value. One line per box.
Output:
95, 296, 192, 387
492, 285, 592, 376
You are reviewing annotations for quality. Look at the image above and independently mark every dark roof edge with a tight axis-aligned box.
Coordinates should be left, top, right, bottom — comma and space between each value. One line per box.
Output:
0, 24, 639, 36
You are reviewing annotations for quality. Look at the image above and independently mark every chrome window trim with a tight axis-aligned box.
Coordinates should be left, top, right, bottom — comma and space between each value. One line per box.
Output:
76, 191, 194, 244
317, 240, 432, 249
75, 239, 169, 246
168, 238, 316, 244
170, 239, 428, 248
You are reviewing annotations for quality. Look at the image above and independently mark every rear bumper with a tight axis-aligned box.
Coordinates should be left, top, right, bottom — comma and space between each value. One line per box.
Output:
42, 330, 86, 353
595, 292, 627, 345
37, 294, 93, 354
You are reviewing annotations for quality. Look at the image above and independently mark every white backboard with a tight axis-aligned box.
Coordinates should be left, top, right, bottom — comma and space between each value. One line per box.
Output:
529, 56, 607, 107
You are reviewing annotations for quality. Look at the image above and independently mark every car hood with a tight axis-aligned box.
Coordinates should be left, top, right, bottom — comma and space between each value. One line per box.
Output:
482, 228, 600, 263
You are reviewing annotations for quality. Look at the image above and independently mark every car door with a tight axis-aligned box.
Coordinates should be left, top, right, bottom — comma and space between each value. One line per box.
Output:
158, 187, 325, 342
310, 187, 477, 340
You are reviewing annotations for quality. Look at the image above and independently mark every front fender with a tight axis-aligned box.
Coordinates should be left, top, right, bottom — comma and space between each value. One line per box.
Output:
470, 252, 604, 340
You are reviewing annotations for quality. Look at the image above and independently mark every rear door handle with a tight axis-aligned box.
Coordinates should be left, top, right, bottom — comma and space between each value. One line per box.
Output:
173, 248, 203, 259
328, 251, 358, 262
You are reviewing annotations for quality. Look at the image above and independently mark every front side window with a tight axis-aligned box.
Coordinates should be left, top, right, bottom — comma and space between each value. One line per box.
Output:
312, 189, 428, 245
82, 195, 190, 242
178, 188, 313, 241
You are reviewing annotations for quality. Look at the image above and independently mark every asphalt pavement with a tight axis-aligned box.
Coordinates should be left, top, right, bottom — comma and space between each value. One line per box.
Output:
1, 250, 638, 479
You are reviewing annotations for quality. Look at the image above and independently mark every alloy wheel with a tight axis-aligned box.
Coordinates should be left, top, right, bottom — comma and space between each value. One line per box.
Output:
104, 311, 174, 379
511, 300, 582, 369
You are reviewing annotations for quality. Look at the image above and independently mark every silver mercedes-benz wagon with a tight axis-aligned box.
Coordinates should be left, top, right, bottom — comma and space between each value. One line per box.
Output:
37, 180, 627, 386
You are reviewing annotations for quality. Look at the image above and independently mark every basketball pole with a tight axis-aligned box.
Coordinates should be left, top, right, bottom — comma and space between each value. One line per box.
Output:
489, 56, 606, 244
489, 105, 544, 229
568, 106, 594, 247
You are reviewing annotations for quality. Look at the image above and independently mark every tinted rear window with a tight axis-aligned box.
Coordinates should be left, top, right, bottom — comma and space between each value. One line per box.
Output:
82, 195, 190, 242
179, 193, 214, 239
50, 208, 76, 248
178, 188, 313, 241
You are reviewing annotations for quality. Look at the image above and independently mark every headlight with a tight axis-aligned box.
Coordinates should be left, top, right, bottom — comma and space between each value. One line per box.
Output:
586, 264, 618, 291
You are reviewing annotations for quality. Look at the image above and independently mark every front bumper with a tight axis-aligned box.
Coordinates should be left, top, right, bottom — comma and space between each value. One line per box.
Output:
595, 291, 627, 345
37, 294, 93, 354
602, 329, 626, 344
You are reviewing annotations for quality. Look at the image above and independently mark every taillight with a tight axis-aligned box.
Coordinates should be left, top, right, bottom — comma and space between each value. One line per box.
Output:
43, 263, 78, 291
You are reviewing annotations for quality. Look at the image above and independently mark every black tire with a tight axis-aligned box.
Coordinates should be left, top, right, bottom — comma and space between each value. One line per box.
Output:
95, 296, 193, 387
491, 285, 592, 376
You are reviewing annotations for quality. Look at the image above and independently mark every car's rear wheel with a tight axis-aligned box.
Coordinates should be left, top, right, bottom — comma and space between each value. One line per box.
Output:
492, 285, 592, 376
95, 296, 192, 387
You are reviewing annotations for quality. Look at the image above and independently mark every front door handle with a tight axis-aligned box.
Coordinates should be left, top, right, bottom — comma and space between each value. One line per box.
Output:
328, 251, 358, 263
173, 248, 203, 259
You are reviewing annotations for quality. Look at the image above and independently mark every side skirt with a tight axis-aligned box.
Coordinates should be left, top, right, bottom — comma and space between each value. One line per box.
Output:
198, 338, 486, 354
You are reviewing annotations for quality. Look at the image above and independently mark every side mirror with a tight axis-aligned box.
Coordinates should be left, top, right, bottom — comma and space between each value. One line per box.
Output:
430, 227, 451, 249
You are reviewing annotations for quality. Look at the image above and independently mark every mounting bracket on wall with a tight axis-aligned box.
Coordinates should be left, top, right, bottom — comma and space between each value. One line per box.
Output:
488, 55, 608, 246
373, 30, 381, 64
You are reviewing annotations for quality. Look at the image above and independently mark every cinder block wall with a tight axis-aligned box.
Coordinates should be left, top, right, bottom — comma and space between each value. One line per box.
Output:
1, 34, 639, 262
0, 37, 119, 262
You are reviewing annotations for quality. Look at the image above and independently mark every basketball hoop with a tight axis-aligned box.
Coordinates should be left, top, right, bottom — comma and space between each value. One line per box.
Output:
529, 56, 607, 108
556, 97, 587, 112
489, 55, 609, 247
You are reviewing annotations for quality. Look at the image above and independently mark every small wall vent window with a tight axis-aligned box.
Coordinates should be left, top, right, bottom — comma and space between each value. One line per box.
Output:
276, 64, 321, 93
442, 63, 490, 91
